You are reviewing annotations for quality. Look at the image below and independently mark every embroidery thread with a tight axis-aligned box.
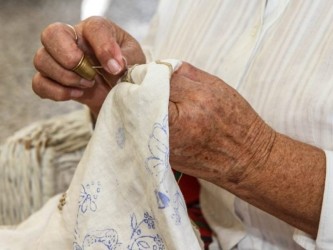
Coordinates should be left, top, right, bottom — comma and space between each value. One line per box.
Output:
79, 181, 101, 214
128, 212, 165, 250
73, 229, 121, 250
145, 115, 170, 183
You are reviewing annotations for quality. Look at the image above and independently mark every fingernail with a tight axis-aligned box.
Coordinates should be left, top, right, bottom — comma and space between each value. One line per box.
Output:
70, 89, 84, 98
79, 78, 95, 88
107, 58, 122, 75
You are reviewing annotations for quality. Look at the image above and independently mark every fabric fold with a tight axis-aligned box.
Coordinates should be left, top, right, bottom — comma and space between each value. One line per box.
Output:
0, 60, 203, 250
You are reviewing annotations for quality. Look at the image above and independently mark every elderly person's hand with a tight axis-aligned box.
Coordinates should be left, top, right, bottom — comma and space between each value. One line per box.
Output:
168, 62, 275, 185
32, 17, 145, 120
168, 62, 325, 237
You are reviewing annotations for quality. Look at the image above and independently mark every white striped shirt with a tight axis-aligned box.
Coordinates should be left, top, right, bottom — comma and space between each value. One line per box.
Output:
142, 0, 333, 249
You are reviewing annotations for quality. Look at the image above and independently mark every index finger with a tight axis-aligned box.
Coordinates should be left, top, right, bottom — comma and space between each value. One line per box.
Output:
82, 17, 125, 74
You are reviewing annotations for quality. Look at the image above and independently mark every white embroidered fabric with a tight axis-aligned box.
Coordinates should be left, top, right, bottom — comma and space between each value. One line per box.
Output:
0, 60, 203, 250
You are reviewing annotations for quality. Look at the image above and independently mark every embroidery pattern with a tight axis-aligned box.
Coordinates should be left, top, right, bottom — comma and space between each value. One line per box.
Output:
171, 191, 186, 225
79, 181, 101, 213
146, 115, 187, 225
74, 204, 163, 249
145, 115, 170, 183
73, 181, 109, 247
72, 111, 184, 249
73, 229, 121, 250
155, 190, 170, 209
128, 212, 165, 250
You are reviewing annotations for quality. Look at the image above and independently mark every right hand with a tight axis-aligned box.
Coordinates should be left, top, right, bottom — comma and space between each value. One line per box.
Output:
32, 16, 146, 120
168, 62, 276, 185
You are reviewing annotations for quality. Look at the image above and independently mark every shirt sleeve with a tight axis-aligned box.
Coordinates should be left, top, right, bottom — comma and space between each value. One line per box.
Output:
293, 150, 333, 250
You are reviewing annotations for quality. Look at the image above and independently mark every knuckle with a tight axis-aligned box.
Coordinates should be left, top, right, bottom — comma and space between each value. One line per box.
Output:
62, 52, 82, 69
31, 74, 44, 97
52, 90, 69, 101
32, 73, 70, 101
84, 16, 108, 29
173, 63, 187, 76
97, 42, 115, 58
33, 48, 45, 69
63, 72, 80, 86
41, 22, 82, 69
41, 22, 63, 42
184, 62, 196, 74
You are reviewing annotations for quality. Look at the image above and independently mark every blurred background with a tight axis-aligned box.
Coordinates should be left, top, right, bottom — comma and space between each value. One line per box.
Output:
0, 0, 158, 143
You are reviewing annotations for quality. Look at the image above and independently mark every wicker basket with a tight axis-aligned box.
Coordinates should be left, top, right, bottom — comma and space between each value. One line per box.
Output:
0, 109, 92, 225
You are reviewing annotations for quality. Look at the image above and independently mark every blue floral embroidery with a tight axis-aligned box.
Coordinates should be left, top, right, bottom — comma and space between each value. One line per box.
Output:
171, 192, 186, 225
145, 115, 169, 182
154, 190, 170, 209
145, 116, 188, 226
74, 182, 123, 249
73, 229, 121, 250
128, 212, 165, 250
116, 127, 126, 149
79, 181, 101, 214
74, 181, 103, 246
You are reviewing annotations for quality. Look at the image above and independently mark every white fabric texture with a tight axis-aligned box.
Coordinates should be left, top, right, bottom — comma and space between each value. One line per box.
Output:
0, 60, 203, 250
142, 0, 333, 249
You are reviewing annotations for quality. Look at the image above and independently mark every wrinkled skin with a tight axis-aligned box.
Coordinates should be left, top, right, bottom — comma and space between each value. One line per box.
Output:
33, 17, 146, 120
33, 17, 325, 237
33, 17, 273, 184
168, 63, 275, 184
